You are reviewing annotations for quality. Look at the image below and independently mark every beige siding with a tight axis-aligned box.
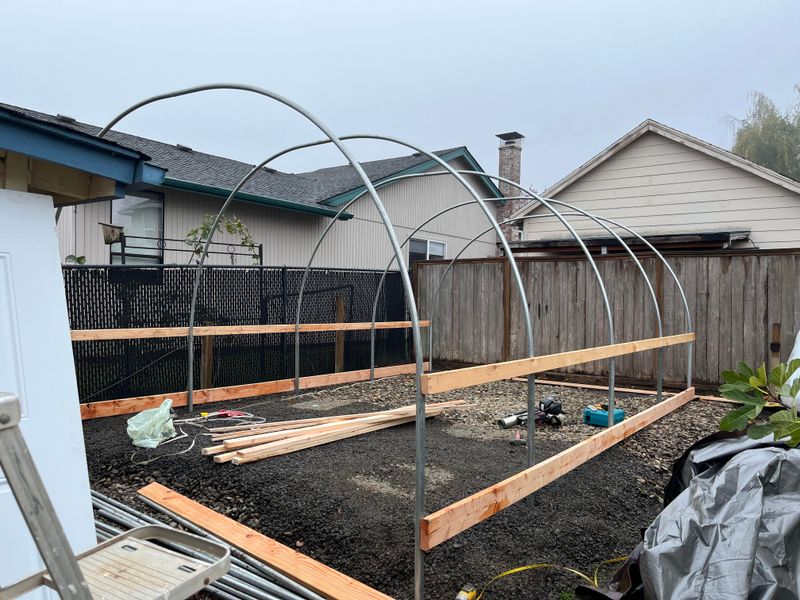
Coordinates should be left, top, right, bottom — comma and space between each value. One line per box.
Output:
56, 201, 110, 263
523, 132, 800, 249
60, 157, 498, 268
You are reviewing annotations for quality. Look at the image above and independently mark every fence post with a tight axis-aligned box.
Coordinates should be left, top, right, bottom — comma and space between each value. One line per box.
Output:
654, 259, 665, 380
335, 295, 345, 372
201, 323, 214, 389
502, 259, 511, 362
770, 323, 782, 370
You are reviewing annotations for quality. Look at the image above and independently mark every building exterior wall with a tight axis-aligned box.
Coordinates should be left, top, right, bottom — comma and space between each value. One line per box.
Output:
56, 157, 500, 268
522, 132, 800, 249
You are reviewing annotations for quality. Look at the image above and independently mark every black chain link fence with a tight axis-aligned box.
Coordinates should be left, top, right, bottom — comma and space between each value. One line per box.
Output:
63, 265, 410, 403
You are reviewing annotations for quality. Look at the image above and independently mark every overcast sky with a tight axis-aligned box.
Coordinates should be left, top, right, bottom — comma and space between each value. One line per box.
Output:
3, 1, 799, 192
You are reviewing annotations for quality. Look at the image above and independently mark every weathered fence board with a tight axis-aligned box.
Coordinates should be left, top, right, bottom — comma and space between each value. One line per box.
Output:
415, 250, 800, 387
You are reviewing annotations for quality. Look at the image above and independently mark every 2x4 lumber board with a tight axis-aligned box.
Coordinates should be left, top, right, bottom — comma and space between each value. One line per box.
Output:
210, 400, 466, 443
523, 378, 734, 405
80, 362, 429, 420
208, 411, 409, 455
218, 403, 461, 463
138, 483, 394, 600
220, 402, 460, 451
209, 412, 374, 433
512, 378, 661, 396
71, 321, 431, 341
420, 333, 696, 394
215, 416, 416, 464
231, 416, 417, 465
420, 387, 696, 551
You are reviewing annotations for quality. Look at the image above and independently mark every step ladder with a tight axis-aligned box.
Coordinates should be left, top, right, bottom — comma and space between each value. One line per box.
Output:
0, 391, 230, 599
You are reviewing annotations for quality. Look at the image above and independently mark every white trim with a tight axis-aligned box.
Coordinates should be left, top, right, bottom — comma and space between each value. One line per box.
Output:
409, 237, 447, 262
511, 119, 800, 219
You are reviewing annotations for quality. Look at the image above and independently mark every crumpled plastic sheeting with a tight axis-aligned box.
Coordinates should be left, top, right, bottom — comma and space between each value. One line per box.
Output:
126, 399, 176, 448
641, 441, 800, 599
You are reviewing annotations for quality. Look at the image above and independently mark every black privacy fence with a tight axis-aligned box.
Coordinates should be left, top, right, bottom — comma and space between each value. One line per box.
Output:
63, 265, 410, 403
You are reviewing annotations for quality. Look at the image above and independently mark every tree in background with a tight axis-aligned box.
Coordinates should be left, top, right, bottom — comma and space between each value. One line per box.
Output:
731, 85, 800, 181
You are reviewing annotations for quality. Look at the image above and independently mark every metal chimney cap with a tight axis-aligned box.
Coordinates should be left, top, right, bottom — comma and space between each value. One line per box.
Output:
496, 131, 525, 142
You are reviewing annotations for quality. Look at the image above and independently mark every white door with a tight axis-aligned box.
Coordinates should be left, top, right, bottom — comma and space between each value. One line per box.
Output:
0, 190, 95, 596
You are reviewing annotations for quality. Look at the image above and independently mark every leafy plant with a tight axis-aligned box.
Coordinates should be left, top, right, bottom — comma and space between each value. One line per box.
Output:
719, 360, 800, 446
64, 254, 86, 265
185, 214, 260, 264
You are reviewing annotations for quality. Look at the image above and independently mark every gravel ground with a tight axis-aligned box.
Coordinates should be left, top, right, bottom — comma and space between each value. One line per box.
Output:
83, 375, 728, 600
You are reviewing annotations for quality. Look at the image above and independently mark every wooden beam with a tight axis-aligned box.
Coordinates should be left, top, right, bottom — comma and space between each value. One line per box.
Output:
420, 387, 696, 550
138, 483, 394, 600
208, 399, 465, 442
519, 377, 733, 403
420, 333, 695, 394
230, 416, 416, 465
71, 321, 431, 341
201, 324, 214, 390
513, 378, 661, 396
80, 362, 429, 420
335, 296, 345, 373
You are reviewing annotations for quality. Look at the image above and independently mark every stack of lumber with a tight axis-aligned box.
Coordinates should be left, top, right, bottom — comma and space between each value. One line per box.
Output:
202, 400, 465, 465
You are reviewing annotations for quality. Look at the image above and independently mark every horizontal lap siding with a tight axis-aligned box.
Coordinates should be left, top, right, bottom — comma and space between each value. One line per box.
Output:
523, 132, 800, 250
417, 253, 800, 387
62, 157, 499, 268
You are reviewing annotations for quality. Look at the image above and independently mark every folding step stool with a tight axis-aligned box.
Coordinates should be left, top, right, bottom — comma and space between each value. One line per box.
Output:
0, 392, 230, 599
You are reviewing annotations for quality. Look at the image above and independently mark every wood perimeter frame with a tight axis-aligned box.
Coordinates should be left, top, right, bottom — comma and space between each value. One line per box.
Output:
71, 321, 430, 341
80, 362, 429, 420
420, 333, 695, 394
419, 386, 696, 550
139, 483, 394, 600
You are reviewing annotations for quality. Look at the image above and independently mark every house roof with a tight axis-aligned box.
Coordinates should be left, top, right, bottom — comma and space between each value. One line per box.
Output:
512, 118, 800, 219
0, 102, 501, 219
0, 105, 165, 197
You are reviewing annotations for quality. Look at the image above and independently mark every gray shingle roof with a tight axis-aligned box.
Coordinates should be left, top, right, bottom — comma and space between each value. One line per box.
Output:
0, 102, 476, 211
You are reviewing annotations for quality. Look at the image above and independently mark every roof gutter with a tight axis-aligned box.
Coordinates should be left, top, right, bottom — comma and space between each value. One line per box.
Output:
162, 177, 352, 219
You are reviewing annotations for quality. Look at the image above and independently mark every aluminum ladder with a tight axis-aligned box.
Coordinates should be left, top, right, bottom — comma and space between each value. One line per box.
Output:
0, 391, 230, 599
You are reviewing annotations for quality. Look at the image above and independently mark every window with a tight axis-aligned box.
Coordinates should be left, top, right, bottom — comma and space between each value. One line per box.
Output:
409, 238, 446, 265
110, 192, 164, 264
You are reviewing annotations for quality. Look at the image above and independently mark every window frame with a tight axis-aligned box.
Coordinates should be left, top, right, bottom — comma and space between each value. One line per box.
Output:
109, 190, 166, 265
409, 237, 447, 264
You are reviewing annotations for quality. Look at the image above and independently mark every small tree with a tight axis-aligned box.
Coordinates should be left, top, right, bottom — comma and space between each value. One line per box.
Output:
718, 360, 800, 446
185, 214, 260, 264
731, 86, 800, 181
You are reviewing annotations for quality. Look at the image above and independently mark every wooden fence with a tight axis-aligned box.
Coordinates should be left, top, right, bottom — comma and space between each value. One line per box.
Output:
414, 250, 800, 388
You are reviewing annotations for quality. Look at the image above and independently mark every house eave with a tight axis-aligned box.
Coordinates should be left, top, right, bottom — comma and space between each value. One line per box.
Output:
320, 148, 505, 208
0, 107, 164, 192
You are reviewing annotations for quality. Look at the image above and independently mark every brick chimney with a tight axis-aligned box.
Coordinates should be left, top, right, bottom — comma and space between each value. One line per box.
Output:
495, 131, 528, 246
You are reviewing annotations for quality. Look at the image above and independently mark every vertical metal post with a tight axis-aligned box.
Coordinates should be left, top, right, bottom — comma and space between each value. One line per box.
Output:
282, 266, 289, 379
334, 295, 345, 373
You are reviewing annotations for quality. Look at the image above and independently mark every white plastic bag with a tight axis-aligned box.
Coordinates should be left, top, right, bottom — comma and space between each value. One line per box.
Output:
126, 399, 176, 448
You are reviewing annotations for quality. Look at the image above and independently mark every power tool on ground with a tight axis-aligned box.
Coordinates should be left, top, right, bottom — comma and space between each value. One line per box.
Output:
497, 396, 563, 428
455, 584, 477, 600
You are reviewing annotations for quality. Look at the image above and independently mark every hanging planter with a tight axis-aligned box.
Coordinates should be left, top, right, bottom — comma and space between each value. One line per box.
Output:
98, 222, 124, 245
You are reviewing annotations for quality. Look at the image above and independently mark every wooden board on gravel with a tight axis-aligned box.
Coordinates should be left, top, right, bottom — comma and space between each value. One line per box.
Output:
138, 482, 394, 600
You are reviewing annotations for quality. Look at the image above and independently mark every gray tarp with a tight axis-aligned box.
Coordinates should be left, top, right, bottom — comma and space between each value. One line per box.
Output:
640, 437, 800, 599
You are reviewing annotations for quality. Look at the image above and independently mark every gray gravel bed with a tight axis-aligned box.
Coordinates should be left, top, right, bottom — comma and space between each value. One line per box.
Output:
83, 374, 728, 599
